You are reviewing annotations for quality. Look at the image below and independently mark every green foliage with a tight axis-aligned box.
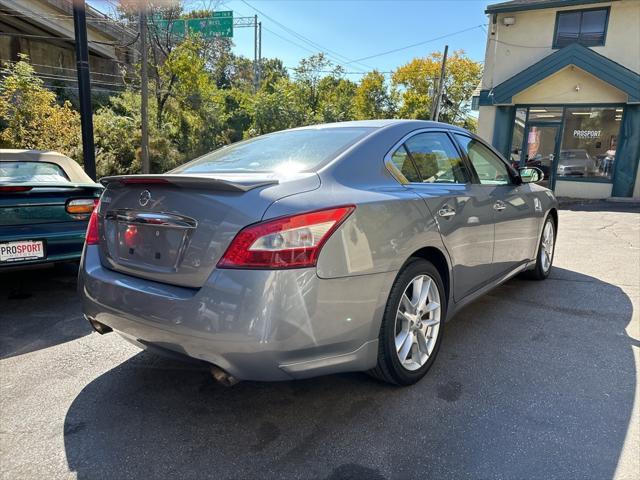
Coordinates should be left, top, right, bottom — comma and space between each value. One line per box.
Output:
354, 71, 395, 120
317, 77, 357, 123
250, 79, 307, 135
0, 38, 483, 175
93, 103, 139, 177
0, 57, 81, 160
392, 50, 482, 128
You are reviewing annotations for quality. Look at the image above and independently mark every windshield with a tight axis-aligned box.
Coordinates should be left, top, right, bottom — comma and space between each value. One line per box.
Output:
171, 127, 374, 174
0, 161, 70, 183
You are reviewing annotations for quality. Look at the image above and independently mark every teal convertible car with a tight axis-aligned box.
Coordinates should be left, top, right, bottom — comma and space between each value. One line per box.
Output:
0, 150, 102, 268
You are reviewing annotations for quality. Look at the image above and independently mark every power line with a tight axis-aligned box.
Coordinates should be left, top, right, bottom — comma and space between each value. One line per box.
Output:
0, 58, 134, 79
42, 83, 128, 94
0, 30, 139, 48
238, 1, 370, 73
260, 24, 317, 55
344, 24, 487, 64
489, 38, 554, 49
26, 72, 132, 88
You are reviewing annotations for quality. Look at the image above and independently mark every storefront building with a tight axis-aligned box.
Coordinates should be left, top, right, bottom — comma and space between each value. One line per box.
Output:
474, 0, 640, 199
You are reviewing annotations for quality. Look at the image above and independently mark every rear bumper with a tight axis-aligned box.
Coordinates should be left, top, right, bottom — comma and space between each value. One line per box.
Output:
0, 222, 87, 267
79, 246, 394, 381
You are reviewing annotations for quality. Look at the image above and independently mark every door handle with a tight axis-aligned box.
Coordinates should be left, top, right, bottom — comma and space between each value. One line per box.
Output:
438, 205, 456, 218
493, 201, 507, 212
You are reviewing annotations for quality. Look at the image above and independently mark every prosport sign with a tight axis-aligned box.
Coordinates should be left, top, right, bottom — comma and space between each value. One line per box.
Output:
0, 240, 45, 263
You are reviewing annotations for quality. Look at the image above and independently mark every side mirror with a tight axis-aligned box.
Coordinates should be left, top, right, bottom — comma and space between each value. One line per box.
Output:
519, 167, 544, 184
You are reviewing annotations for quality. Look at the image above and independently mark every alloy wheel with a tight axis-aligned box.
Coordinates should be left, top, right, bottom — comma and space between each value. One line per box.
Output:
394, 274, 441, 371
540, 221, 555, 273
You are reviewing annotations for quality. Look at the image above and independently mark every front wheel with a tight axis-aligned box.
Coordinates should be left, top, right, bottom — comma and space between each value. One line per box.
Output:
525, 215, 556, 280
369, 258, 446, 386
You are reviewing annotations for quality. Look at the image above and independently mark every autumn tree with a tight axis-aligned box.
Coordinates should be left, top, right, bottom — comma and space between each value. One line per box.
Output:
392, 50, 482, 127
353, 71, 395, 120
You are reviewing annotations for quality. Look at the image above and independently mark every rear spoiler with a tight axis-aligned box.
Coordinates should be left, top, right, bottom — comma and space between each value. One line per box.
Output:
0, 182, 102, 192
100, 174, 279, 192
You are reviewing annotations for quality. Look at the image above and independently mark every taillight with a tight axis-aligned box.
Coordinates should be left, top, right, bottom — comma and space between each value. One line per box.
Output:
217, 205, 355, 269
0, 186, 32, 193
121, 178, 170, 185
66, 198, 99, 215
85, 201, 100, 245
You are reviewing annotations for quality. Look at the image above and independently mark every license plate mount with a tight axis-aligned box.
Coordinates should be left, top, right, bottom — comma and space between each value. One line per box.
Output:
0, 240, 46, 263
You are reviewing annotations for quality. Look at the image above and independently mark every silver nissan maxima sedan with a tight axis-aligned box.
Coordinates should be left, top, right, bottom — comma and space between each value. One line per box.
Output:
79, 120, 557, 386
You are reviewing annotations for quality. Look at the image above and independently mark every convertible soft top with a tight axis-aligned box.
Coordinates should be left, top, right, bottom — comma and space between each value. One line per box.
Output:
0, 149, 96, 185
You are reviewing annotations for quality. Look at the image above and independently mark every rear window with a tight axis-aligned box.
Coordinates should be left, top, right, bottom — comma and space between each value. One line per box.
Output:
172, 127, 374, 174
0, 161, 70, 183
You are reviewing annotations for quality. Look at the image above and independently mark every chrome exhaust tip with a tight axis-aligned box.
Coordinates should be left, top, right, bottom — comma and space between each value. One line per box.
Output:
210, 365, 239, 387
85, 315, 113, 335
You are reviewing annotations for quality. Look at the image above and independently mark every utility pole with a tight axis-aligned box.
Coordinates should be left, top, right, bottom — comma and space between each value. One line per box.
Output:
140, 8, 150, 174
253, 14, 258, 92
257, 21, 262, 90
431, 44, 448, 122
72, 0, 96, 180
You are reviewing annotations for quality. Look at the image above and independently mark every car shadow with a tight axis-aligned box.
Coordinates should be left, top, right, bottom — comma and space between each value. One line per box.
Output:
0, 262, 92, 360
62, 267, 637, 479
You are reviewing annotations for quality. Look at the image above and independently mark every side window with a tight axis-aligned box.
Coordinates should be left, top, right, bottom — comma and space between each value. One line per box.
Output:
404, 132, 470, 184
390, 145, 421, 183
455, 134, 512, 186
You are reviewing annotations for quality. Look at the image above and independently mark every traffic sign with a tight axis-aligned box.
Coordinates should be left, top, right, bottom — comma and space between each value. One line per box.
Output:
154, 11, 233, 39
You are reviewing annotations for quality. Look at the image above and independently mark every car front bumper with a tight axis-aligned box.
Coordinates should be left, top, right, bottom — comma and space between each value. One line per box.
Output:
79, 246, 394, 381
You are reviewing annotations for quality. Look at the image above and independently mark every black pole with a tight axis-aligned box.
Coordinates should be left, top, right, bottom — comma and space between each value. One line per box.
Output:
140, 9, 150, 174
72, 0, 96, 180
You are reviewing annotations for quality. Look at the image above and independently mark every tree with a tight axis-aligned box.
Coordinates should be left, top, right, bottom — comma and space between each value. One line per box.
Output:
317, 76, 357, 123
353, 71, 395, 120
392, 50, 482, 127
293, 53, 341, 120
93, 101, 140, 177
250, 78, 307, 135
259, 58, 289, 93
0, 57, 81, 159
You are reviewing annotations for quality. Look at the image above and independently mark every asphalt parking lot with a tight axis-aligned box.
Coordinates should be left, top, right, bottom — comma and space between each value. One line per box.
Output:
1, 202, 639, 480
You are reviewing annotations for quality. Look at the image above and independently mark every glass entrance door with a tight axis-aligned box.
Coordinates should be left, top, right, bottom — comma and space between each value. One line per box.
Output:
523, 124, 561, 189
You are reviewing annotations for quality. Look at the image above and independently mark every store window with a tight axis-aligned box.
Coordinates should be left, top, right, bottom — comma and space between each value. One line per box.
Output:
554, 8, 609, 48
527, 107, 563, 122
559, 107, 621, 180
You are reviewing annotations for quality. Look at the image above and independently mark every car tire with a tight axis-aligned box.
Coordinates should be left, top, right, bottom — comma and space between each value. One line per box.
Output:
524, 215, 556, 281
368, 258, 446, 386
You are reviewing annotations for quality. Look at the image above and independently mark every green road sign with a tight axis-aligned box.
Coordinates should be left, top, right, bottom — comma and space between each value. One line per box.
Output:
154, 11, 233, 39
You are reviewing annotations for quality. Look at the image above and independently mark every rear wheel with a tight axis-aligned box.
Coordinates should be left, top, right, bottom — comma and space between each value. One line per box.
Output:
525, 215, 556, 280
369, 258, 446, 385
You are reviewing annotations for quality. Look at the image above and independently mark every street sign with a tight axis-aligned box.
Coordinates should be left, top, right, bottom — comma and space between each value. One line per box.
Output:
154, 11, 233, 39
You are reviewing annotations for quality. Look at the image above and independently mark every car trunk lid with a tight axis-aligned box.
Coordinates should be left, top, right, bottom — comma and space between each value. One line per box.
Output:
0, 184, 102, 226
96, 172, 319, 288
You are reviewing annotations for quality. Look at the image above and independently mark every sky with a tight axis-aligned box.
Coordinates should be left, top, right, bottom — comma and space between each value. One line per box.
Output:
88, 0, 494, 80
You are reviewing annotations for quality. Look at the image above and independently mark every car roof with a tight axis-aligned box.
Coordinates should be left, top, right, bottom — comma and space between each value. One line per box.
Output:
293, 119, 468, 131
0, 149, 96, 184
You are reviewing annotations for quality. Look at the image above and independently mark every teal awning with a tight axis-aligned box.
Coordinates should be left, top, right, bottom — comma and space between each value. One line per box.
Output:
479, 43, 640, 105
